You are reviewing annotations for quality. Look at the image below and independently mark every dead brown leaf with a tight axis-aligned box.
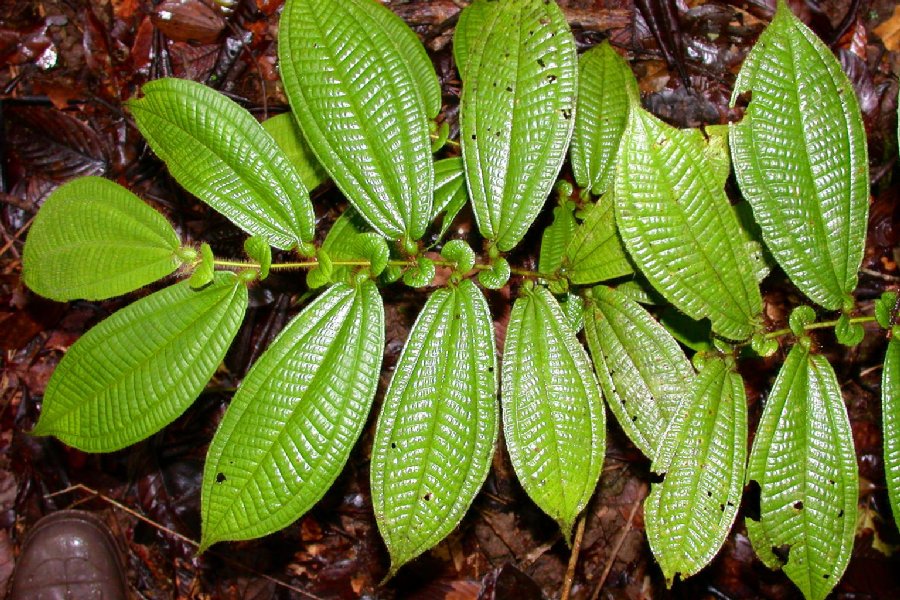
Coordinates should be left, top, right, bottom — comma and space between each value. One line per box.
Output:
874, 5, 900, 51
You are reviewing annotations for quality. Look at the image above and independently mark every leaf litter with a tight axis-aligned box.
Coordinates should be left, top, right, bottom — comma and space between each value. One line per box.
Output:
0, 0, 899, 597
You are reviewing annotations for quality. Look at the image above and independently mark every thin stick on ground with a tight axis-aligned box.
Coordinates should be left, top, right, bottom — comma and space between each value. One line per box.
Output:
45, 483, 325, 600
561, 512, 587, 600
590, 487, 645, 600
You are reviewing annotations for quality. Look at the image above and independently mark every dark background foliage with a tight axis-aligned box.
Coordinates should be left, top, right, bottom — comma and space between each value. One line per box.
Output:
1, 0, 900, 597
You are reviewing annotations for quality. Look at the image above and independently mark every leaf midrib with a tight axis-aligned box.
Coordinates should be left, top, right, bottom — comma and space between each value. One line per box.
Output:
41, 281, 240, 435
633, 113, 755, 336
293, 0, 413, 238
784, 23, 847, 297
135, 97, 300, 244
215, 288, 357, 534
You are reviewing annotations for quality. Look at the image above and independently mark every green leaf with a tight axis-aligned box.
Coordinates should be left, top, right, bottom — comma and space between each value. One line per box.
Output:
243, 236, 272, 280
359, 0, 442, 120
23, 177, 181, 301
502, 285, 605, 537
789, 305, 817, 337
539, 199, 577, 276
834, 313, 864, 347
700, 124, 732, 189
570, 41, 636, 196
129, 78, 314, 249
372, 280, 498, 574
615, 277, 666, 305
354, 234, 390, 278
279, 0, 434, 242
560, 293, 584, 334
201, 281, 384, 547
32, 273, 247, 452
660, 308, 714, 353
432, 158, 469, 241
645, 356, 747, 583
883, 338, 900, 532
403, 257, 436, 288
188, 243, 215, 289
583, 286, 694, 459
615, 104, 762, 340
751, 333, 779, 358
730, 0, 868, 310
746, 343, 858, 600
440, 240, 476, 275
478, 257, 511, 290
875, 291, 898, 329
564, 191, 633, 285
457, 0, 578, 251
261, 112, 328, 192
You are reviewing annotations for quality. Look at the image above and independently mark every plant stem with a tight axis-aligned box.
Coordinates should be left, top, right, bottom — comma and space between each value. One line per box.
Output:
213, 257, 555, 281
763, 315, 877, 340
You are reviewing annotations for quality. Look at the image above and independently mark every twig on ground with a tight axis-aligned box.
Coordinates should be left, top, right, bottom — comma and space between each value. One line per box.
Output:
590, 486, 646, 600
561, 512, 587, 600
0, 214, 35, 259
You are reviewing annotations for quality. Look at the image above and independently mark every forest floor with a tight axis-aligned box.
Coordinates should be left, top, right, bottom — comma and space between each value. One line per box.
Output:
2, 0, 900, 598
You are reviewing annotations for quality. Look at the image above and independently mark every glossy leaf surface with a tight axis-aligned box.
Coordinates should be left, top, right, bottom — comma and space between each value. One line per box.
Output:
279, 0, 434, 242
372, 280, 497, 574
502, 285, 605, 537
432, 157, 469, 240
730, 0, 868, 310
564, 193, 633, 285
583, 286, 693, 458
261, 112, 328, 192
616, 105, 762, 340
202, 282, 384, 547
746, 343, 858, 600
646, 356, 747, 582
23, 177, 181, 301
457, 0, 577, 251
883, 337, 900, 531
570, 41, 636, 196
129, 78, 314, 249
539, 200, 576, 277
33, 273, 247, 452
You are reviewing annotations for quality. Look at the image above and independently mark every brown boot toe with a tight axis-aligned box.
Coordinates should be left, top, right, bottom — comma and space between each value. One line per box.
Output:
8, 510, 127, 600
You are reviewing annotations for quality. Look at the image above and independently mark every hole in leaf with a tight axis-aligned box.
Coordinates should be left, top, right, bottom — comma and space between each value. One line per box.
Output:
706, 490, 713, 497
391, 442, 397, 449
537, 58, 545, 68
745, 480, 761, 521
649, 471, 664, 484
547, 75, 557, 83
771, 544, 791, 566
423, 492, 432, 501
793, 501, 804, 510
719, 503, 725, 512
823, 574, 830, 579
216, 472, 226, 484
838, 509, 844, 518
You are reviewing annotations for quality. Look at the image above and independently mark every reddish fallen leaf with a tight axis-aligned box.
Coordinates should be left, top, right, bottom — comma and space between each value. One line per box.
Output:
478, 565, 541, 600
111, 0, 141, 21
6, 107, 110, 182
256, 0, 284, 17
152, 0, 226, 45
0, 297, 65, 351
874, 5, 900, 51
